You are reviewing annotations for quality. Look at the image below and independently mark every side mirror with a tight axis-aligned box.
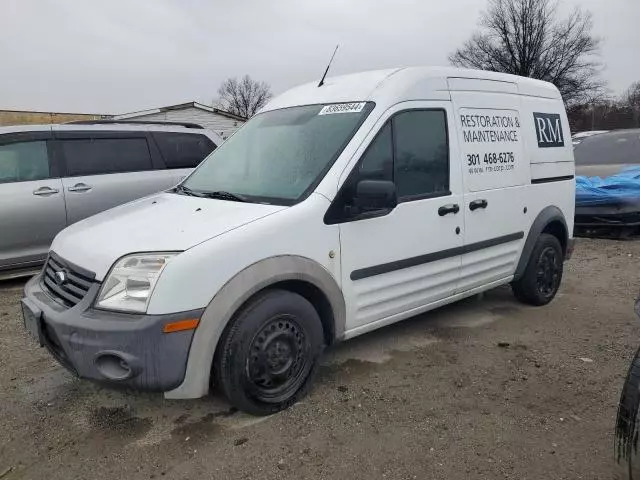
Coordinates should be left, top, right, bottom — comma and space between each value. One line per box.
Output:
353, 180, 397, 215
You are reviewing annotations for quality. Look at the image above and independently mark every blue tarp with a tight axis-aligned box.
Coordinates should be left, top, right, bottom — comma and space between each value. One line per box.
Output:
576, 166, 640, 206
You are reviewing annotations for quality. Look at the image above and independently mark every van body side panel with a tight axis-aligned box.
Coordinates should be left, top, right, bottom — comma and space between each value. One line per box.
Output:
518, 95, 574, 168
518, 93, 575, 235
449, 88, 529, 291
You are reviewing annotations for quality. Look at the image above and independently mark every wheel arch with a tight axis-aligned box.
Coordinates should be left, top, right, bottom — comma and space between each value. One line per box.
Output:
165, 255, 345, 400
514, 206, 569, 281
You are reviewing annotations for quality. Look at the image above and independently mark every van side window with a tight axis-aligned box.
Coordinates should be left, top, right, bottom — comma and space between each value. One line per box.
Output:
154, 133, 216, 169
0, 141, 50, 184
62, 138, 153, 176
358, 122, 393, 181
393, 110, 449, 199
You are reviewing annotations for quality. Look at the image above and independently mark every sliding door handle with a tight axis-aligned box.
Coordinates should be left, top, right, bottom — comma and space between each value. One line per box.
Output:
438, 204, 460, 216
469, 199, 488, 211
33, 186, 59, 196
68, 183, 92, 193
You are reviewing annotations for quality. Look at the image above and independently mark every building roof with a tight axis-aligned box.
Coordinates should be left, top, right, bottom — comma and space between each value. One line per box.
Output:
113, 101, 247, 122
0, 108, 104, 116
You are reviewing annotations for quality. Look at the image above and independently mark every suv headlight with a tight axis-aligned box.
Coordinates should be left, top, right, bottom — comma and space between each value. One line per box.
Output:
96, 253, 178, 313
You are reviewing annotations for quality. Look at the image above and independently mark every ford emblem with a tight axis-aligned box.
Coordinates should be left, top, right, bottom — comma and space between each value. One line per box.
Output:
54, 270, 67, 285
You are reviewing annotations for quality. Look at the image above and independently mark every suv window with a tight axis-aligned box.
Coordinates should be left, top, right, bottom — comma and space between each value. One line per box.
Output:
61, 138, 153, 176
154, 133, 216, 169
393, 110, 449, 199
0, 141, 50, 184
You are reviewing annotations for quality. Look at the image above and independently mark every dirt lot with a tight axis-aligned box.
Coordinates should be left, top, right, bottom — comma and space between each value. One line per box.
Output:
0, 238, 638, 479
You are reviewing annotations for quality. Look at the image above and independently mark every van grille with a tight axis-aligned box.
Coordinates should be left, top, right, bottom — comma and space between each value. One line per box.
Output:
42, 253, 95, 307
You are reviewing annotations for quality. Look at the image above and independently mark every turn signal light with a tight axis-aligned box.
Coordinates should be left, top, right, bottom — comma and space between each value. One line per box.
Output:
163, 319, 200, 334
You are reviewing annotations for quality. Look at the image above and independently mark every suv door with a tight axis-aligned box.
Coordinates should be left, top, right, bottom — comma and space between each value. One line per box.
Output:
56, 132, 174, 224
329, 103, 463, 331
0, 131, 67, 271
152, 131, 217, 183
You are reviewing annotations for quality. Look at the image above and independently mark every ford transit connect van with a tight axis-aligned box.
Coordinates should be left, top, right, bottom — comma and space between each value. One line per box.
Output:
22, 67, 575, 415
0, 121, 221, 279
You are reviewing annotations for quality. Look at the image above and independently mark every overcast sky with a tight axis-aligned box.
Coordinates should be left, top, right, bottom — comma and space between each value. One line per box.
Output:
2, 0, 638, 114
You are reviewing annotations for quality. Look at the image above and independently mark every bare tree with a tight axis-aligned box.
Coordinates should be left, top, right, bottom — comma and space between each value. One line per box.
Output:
449, 0, 605, 105
216, 75, 272, 118
621, 81, 640, 108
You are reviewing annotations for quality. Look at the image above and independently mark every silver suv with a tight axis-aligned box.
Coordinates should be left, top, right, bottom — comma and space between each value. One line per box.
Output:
0, 120, 222, 279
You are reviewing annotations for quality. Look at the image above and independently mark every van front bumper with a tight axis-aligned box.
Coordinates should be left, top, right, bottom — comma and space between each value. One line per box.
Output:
22, 273, 204, 392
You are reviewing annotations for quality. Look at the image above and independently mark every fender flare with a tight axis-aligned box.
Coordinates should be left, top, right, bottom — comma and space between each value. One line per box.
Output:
514, 205, 568, 281
165, 255, 345, 399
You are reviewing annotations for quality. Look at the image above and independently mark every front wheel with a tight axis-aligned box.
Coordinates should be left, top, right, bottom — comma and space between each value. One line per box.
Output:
213, 289, 324, 416
512, 233, 564, 306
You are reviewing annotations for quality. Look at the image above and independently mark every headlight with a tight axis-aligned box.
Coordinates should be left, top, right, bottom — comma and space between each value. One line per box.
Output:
96, 253, 178, 313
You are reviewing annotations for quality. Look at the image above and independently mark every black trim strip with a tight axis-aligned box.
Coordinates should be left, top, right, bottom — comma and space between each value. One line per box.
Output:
531, 175, 574, 184
350, 232, 524, 281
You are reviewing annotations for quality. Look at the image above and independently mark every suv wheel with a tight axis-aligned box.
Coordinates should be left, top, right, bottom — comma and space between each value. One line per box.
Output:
214, 289, 324, 415
512, 233, 563, 306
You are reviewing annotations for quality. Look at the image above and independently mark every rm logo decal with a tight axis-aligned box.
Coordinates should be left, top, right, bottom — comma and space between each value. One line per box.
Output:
533, 112, 564, 148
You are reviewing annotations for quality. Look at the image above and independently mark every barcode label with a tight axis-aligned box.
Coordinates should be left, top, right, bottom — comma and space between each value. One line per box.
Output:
318, 102, 366, 115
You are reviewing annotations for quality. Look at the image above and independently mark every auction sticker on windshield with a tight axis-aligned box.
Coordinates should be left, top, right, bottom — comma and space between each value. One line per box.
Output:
319, 102, 366, 115
458, 108, 528, 192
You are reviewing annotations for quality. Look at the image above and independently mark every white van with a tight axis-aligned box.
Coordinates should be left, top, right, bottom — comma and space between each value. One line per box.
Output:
22, 67, 575, 415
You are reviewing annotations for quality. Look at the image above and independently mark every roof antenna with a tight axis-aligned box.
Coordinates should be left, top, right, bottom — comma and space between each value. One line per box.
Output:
318, 45, 339, 87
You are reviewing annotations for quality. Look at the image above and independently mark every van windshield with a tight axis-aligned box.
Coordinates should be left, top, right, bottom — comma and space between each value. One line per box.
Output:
180, 102, 374, 205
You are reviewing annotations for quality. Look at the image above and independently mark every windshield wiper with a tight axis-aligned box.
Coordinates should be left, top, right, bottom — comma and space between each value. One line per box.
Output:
200, 191, 248, 202
174, 184, 203, 197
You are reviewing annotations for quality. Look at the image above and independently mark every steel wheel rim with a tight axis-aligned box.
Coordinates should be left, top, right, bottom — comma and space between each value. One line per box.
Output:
536, 246, 561, 298
246, 314, 310, 403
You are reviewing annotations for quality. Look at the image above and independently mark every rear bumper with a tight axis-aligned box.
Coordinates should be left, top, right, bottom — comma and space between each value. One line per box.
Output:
22, 273, 203, 392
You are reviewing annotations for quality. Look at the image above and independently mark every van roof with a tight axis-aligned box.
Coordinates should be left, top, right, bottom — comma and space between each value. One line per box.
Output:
263, 67, 561, 113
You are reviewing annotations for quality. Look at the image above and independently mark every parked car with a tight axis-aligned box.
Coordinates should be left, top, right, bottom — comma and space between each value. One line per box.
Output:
0, 121, 221, 279
574, 128, 640, 178
22, 67, 575, 415
572, 130, 608, 146
615, 296, 640, 479
574, 129, 640, 238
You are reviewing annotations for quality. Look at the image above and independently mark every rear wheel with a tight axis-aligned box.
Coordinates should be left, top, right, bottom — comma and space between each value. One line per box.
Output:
213, 289, 324, 416
512, 233, 563, 306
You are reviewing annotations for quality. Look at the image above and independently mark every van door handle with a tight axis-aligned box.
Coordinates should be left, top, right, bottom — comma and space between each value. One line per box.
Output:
438, 204, 460, 216
469, 199, 488, 211
68, 183, 92, 193
33, 186, 59, 196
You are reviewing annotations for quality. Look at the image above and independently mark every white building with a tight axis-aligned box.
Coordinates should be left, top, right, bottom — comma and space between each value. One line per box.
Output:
112, 101, 246, 139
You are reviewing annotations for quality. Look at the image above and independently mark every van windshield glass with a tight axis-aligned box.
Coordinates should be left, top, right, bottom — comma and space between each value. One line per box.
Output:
181, 102, 374, 205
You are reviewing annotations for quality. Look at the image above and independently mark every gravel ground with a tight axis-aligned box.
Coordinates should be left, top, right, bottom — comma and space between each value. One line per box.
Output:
0, 238, 638, 479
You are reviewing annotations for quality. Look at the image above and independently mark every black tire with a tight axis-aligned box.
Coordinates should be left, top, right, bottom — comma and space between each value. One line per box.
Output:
512, 233, 563, 306
616, 346, 640, 479
213, 289, 324, 416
